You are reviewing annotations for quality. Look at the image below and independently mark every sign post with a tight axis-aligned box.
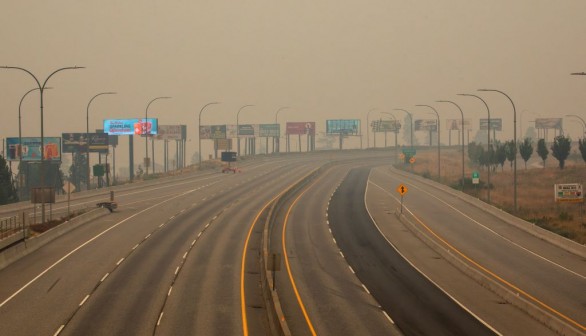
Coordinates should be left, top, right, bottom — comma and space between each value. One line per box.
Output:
396, 184, 408, 214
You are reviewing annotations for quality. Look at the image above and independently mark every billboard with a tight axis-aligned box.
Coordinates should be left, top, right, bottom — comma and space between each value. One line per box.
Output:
103, 118, 159, 135
62, 133, 89, 152
155, 125, 183, 140
535, 118, 562, 130
445, 119, 472, 131
238, 124, 256, 137
259, 124, 280, 137
375, 120, 401, 132
88, 133, 109, 153
287, 122, 316, 135
62, 133, 108, 153
326, 120, 360, 135
414, 119, 437, 131
6, 137, 61, 161
479, 118, 503, 131
200, 125, 226, 139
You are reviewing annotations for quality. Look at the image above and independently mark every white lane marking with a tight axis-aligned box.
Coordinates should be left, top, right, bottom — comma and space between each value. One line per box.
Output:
332, 238, 337, 244
100, 273, 109, 282
116, 258, 124, 266
53, 325, 65, 336
79, 294, 90, 306
159, 223, 165, 228
382, 311, 395, 324
145, 233, 151, 240
157, 312, 164, 326
132, 244, 139, 250
348, 266, 355, 274
339, 251, 344, 258
175, 267, 180, 275
168, 287, 173, 296
0, 188, 197, 309
197, 232, 202, 237
361, 284, 371, 294
183, 252, 188, 259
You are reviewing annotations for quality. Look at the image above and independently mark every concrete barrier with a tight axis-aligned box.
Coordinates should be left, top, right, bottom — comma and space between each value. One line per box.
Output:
0, 207, 111, 271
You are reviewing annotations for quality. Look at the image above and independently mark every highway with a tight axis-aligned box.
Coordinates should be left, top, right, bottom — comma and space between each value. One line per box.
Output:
0, 151, 584, 335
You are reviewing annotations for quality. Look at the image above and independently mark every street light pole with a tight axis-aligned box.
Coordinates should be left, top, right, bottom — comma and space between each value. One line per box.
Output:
394, 108, 414, 149
437, 100, 466, 190
416, 105, 441, 179
479, 89, 517, 212
144, 96, 171, 176
274, 106, 289, 153
2, 66, 84, 224
86, 92, 116, 190
459, 93, 491, 204
565, 114, 586, 137
366, 108, 377, 149
198, 102, 220, 169
236, 104, 254, 156
18, 87, 52, 200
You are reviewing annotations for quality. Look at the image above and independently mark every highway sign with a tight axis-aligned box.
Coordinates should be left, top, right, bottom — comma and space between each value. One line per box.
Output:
472, 171, 480, 185
402, 148, 416, 156
396, 184, 408, 196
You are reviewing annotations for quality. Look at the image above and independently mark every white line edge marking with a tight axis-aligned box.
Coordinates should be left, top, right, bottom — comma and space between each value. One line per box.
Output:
382, 311, 395, 324
362, 284, 371, 294
0, 188, 196, 309
79, 294, 90, 306
101, 273, 109, 282
53, 325, 65, 336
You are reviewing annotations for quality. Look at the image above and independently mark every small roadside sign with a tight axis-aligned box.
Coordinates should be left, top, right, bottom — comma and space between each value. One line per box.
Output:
396, 184, 408, 196
554, 183, 583, 203
472, 171, 480, 185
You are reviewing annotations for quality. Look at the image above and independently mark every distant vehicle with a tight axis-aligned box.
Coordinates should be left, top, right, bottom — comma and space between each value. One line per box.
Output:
221, 166, 241, 173
97, 201, 118, 212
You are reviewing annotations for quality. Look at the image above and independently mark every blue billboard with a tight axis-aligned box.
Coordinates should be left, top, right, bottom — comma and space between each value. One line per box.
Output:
103, 118, 159, 135
6, 137, 62, 161
326, 119, 361, 135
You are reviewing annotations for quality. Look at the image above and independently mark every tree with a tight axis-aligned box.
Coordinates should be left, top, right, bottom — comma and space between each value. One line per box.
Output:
468, 141, 482, 165
551, 135, 571, 169
578, 138, 586, 165
69, 153, 88, 191
495, 142, 507, 171
504, 140, 517, 170
0, 155, 18, 205
519, 137, 533, 169
537, 139, 548, 168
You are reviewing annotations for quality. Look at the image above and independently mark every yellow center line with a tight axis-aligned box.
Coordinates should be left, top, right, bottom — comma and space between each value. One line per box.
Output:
370, 176, 586, 332
240, 170, 319, 336
282, 176, 326, 336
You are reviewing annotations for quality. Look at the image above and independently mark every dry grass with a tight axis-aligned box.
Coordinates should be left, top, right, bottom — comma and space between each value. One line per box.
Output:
398, 147, 586, 244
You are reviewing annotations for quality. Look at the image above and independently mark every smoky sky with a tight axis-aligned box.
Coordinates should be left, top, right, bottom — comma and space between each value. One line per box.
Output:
2, 1, 586, 173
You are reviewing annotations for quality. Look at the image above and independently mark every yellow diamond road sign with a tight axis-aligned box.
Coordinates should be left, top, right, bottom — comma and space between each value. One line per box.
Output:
396, 184, 408, 196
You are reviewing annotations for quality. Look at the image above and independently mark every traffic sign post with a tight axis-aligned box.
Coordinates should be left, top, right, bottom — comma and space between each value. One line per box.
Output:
396, 184, 408, 214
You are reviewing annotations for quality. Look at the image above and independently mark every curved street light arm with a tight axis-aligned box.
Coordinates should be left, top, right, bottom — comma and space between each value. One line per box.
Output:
198, 102, 220, 168
478, 88, 517, 211
458, 93, 491, 204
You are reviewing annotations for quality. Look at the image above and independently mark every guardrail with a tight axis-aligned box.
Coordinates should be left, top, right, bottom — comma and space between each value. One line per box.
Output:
0, 213, 27, 250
